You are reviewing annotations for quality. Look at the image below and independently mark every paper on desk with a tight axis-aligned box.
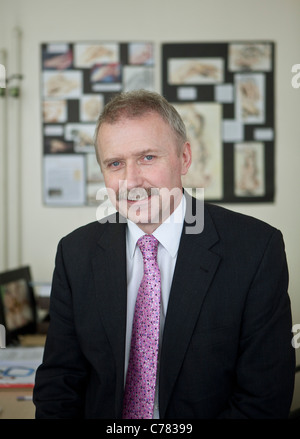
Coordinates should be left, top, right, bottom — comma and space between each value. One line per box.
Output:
0, 347, 43, 387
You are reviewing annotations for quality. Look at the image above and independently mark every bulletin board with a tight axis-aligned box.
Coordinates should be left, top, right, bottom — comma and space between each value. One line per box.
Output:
41, 41, 155, 206
162, 42, 275, 203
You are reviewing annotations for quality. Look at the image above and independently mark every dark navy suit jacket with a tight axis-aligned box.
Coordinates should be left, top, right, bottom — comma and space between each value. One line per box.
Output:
33, 197, 295, 418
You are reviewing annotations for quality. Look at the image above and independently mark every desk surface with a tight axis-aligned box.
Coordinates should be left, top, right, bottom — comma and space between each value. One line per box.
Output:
0, 388, 35, 419
0, 334, 46, 419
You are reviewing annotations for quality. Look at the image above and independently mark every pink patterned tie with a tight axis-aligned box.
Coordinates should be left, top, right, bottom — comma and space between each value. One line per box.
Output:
122, 234, 161, 419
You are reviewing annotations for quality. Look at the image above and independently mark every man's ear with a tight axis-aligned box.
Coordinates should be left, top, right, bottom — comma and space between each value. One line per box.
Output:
181, 142, 192, 176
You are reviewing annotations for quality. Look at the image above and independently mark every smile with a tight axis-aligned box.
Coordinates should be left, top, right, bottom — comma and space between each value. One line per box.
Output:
118, 187, 160, 202
127, 193, 149, 201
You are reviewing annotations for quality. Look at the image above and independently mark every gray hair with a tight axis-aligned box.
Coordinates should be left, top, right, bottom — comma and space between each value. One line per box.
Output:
94, 90, 187, 160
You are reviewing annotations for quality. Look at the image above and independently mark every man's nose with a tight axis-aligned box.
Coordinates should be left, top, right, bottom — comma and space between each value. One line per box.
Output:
124, 162, 144, 189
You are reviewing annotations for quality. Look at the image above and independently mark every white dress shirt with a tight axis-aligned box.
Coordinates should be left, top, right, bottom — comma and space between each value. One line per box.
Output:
125, 194, 186, 418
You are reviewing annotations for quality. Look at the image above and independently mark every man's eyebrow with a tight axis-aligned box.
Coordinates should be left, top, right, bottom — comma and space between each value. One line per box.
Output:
102, 156, 124, 166
136, 148, 159, 156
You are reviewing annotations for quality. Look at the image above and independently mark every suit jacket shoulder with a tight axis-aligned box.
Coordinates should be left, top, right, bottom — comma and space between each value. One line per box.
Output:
205, 202, 276, 233
60, 212, 124, 251
202, 202, 286, 276
204, 202, 280, 247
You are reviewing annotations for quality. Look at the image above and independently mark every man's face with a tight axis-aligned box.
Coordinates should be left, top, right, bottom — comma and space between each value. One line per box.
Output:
96, 112, 191, 233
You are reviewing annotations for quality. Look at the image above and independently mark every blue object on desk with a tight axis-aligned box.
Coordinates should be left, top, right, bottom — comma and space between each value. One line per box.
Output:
0, 366, 35, 377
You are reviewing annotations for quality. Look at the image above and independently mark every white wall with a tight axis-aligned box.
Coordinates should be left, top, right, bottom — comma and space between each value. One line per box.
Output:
1, 0, 300, 409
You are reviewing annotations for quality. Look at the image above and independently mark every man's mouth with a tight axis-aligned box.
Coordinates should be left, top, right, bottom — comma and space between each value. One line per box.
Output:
127, 194, 149, 202
118, 187, 159, 203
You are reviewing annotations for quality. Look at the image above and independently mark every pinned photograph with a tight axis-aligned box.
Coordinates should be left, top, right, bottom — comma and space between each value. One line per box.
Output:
74, 43, 119, 67
90, 63, 122, 92
174, 102, 223, 200
42, 43, 73, 70
80, 94, 104, 122
44, 155, 85, 206
65, 123, 95, 153
43, 100, 67, 123
235, 73, 265, 124
128, 43, 154, 65
123, 66, 154, 91
168, 58, 224, 84
43, 71, 82, 98
234, 142, 265, 196
228, 43, 272, 71
44, 138, 73, 154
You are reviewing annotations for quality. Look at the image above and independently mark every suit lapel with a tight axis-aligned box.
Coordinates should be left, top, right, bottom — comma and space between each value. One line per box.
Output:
92, 217, 127, 417
159, 200, 221, 417
90, 199, 221, 417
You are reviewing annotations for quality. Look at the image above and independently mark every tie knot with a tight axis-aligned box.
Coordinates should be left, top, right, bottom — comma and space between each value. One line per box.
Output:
137, 234, 159, 260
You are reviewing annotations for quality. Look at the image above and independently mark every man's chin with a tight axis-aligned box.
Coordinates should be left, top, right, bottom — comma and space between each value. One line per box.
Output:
117, 197, 161, 225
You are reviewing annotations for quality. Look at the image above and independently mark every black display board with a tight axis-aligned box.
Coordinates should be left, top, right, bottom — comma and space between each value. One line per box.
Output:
162, 42, 275, 203
41, 41, 155, 206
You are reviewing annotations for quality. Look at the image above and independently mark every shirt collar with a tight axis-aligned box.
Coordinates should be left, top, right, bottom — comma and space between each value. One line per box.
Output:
126, 194, 186, 259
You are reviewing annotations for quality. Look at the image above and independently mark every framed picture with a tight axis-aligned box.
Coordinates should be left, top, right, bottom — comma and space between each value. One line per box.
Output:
0, 267, 37, 344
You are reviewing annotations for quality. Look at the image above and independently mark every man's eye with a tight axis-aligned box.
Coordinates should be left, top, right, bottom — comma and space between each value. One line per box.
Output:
111, 161, 120, 167
144, 155, 154, 161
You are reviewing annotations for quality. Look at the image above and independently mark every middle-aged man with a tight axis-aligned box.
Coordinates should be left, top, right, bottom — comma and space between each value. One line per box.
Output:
33, 90, 295, 419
